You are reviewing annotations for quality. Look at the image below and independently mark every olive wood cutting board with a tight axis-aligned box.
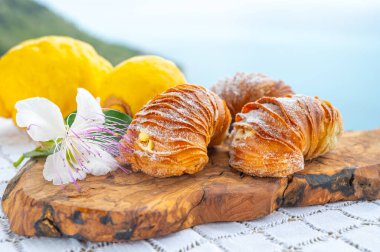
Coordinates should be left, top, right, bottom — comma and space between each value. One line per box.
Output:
2, 129, 380, 242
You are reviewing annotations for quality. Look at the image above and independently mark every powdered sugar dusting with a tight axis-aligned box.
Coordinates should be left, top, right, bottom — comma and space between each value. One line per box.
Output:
230, 95, 343, 177
119, 84, 231, 177
211, 72, 294, 118
212, 72, 273, 96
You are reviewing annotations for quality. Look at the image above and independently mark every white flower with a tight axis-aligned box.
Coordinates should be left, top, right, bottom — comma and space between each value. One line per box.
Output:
15, 88, 120, 185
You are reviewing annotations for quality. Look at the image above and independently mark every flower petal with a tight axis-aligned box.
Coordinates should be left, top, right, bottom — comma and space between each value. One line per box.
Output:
43, 150, 86, 185
84, 143, 119, 176
15, 97, 66, 142
71, 88, 104, 130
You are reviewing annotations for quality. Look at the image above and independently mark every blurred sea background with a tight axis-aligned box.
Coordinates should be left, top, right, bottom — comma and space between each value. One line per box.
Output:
2, 0, 380, 130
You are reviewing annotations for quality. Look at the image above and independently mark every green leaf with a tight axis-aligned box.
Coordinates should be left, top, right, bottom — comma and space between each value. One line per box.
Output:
103, 109, 132, 142
65, 109, 132, 127
65, 111, 77, 127
104, 109, 132, 127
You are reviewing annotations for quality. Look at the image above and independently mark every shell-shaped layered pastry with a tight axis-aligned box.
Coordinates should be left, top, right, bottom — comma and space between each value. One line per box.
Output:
229, 95, 343, 177
211, 72, 294, 119
119, 84, 231, 177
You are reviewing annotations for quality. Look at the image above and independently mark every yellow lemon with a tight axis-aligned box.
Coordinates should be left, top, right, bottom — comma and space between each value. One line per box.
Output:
0, 36, 113, 119
0, 99, 6, 118
101, 55, 186, 116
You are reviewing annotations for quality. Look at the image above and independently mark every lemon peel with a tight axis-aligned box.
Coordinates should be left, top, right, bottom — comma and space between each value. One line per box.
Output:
0, 36, 113, 120
0, 97, 9, 117
101, 55, 186, 116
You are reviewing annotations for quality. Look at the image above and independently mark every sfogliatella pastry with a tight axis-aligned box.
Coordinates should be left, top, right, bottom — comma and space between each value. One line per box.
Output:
119, 84, 231, 177
211, 72, 294, 119
229, 95, 343, 177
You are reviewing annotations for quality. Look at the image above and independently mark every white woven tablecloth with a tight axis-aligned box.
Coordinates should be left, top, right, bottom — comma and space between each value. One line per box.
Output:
0, 117, 379, 252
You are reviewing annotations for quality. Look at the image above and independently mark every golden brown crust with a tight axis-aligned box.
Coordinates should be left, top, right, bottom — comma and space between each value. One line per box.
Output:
211, 72, 294, 119
229, 95, 344, 177
119, 84, 231, 177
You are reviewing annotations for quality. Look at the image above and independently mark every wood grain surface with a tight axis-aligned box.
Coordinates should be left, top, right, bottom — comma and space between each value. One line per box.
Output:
2, 129, 380, 242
